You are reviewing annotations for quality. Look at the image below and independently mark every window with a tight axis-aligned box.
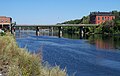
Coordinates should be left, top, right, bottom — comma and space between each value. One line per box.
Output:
1, 20, 3, 22
102, 17, 105, 20
108, 17, 110, 20
98, 17, 100, 20
105, 17, 106, 20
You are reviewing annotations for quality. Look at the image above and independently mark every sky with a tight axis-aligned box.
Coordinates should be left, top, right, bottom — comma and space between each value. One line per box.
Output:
0, 0, 120, 24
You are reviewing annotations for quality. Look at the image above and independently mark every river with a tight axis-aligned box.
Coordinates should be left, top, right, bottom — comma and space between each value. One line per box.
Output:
15, 30, 120, 76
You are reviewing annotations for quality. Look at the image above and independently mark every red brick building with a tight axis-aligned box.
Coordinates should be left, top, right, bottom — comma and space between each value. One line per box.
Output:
0, 16, 12, 29
90, 12, 115, 24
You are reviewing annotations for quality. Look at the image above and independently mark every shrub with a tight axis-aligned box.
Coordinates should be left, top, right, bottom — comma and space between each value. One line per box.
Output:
0, 35, 67, 76
0, 32, 6, 36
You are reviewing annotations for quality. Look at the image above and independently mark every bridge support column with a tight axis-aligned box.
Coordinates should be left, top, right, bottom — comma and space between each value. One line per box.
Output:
10, 24, 12, 34
79, 26, 84, 39
36, 26, 40, 36
79, 26, 84, 34
18, 27, 21, 33
51, 27, 54, 36
58, 26, 63, 38
10, 22, 16, 35
11, 26, 15, 36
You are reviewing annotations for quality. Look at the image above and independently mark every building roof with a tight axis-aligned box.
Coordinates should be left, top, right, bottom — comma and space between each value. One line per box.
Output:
90, 12, 114, 16
0, 16, 11, 18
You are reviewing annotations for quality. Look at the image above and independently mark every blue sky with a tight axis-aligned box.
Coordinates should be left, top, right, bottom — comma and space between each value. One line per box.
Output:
0, 0, 120, 24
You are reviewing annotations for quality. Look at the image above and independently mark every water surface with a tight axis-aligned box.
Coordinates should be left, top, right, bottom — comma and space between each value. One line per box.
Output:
16, 30, 120, 76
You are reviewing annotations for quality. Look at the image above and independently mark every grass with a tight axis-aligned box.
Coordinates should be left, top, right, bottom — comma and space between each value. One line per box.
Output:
0, 33, 67, 76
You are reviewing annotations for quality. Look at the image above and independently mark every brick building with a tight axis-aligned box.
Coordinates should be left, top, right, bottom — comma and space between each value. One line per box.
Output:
90, 12, 115, 24
0, 16, 12, 30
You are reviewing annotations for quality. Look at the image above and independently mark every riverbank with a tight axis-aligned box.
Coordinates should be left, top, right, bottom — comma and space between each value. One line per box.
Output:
0, 33, 67, 76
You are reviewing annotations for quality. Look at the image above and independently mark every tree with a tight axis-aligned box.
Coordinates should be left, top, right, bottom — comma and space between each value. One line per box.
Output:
112, 10, 120, 19
95, 20, 115, 34
114, 18, 120, 32
62, 16, 90, 24
62, 19, 81, 24
81, 16, 90, 24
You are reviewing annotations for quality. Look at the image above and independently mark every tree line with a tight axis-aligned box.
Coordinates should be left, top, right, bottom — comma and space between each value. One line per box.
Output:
61, 10, 120, 34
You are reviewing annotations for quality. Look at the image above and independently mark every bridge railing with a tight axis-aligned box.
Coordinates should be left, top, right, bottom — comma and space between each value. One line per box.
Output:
15, 24, 99, 27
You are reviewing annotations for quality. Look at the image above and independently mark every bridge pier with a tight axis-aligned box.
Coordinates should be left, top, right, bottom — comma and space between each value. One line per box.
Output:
79, 26, 84, 39
58, 26, 63, 38
18, 27, 21, 33
79, 26, 84, 34
36, 26, 40, 36
10, 24, 15, 36
48, 27, 54, 36
10, 22, 16, 35
51, 27, 54, 36
11, 26, 15, 36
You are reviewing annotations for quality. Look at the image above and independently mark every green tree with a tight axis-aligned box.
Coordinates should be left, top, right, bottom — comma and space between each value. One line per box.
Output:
81, 16, 90, 24
112, 10, 120, 19
62, 19, 81, 24
95, 20, 115, 34
114, 18, 120, 33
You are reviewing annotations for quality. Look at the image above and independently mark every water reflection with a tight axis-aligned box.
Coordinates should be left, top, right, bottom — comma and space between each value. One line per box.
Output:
88, 35, 120, 50
63, 33, 120, 50
62, 33, 90, 39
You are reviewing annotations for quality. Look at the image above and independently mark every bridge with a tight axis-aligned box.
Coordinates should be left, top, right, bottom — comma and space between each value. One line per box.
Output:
12, 24, 99, 37
15, 24, 98, 27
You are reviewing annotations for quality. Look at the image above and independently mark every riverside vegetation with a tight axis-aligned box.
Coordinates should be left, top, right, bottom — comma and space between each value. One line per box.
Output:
61, 10, 120, 34
0, 33, 67, 76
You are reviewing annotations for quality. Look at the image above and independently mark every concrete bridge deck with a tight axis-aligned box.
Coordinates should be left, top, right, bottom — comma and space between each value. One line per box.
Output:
15, 24, 99, 27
